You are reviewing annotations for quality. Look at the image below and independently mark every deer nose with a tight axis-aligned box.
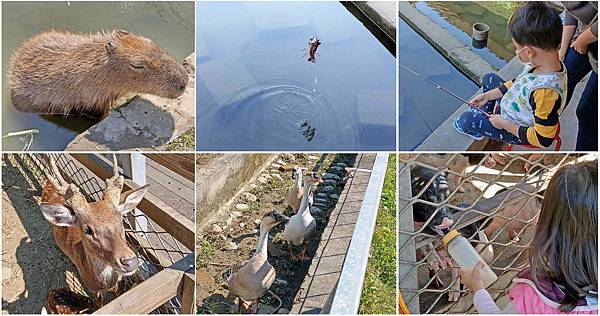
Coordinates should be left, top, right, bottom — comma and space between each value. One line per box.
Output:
120, 256, 139, 272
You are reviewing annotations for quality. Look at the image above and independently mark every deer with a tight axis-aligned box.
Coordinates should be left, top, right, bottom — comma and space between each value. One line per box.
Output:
39, 154, 149, 306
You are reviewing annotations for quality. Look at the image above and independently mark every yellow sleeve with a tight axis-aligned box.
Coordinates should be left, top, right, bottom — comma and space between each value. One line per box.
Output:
519, 89, 561, 147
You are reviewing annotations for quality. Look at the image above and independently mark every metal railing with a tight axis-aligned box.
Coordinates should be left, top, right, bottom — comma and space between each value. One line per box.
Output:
329, 153, 389, 314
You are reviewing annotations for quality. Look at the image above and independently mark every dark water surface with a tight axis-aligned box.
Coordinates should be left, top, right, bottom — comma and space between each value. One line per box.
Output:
2, 1, 194, 150
399, 18, 477, 150
196, 1, 396, 151
415, 1, 517, 69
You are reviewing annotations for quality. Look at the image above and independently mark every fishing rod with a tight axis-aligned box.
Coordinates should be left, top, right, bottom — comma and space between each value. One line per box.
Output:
400, 64, 490, 116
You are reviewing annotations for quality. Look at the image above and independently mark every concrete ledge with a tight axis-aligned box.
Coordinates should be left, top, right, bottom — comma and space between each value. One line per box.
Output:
343, 1, 396, 55
66, 52, 196, 151
357, 1, 396, 40
196, 154, 276, 231
399, 2, 496, 83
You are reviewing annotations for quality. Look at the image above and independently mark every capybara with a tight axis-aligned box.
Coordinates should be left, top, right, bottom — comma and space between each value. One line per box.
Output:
8, 29, 188, 116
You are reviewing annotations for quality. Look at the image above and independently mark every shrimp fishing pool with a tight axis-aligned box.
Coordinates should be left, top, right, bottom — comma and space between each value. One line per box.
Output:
196, 1, 396, 151
399, 1, 517, 150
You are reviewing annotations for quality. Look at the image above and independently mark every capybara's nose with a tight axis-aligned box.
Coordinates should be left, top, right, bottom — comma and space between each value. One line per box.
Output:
120, 256, 139, 272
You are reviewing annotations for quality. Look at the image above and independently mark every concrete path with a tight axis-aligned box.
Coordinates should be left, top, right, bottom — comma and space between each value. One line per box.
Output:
291, 153, 376, 314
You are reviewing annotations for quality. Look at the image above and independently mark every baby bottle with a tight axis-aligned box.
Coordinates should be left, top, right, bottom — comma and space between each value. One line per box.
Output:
442, 230, 497, 288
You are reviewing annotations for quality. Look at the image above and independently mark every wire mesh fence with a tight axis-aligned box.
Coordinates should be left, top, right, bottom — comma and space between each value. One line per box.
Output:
19, 153, 191, 314
398, 153, 595, 314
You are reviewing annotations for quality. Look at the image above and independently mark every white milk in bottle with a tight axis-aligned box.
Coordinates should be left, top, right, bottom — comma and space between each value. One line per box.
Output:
442, 230, 497, 288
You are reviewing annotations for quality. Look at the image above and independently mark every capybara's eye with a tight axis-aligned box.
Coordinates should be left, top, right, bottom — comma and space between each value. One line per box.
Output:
84, 225, 94, 236
129, 63, 145, 70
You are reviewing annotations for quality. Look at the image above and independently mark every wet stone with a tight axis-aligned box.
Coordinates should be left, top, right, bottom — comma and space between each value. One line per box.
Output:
323, 179, 338, 186
314, 198, 329, 205
323, 173, 342, 181
334, 162, 347, 168
319, 185, 335, 193
312, 203, 328, 209
310, 207, 323, 215
257, 177, 268, 184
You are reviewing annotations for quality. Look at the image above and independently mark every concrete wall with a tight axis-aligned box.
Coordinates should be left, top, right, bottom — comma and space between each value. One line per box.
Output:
196, 154, 276, 230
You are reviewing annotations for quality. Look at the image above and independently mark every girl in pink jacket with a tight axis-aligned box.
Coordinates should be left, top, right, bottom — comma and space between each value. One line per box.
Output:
459, 159, 597, 314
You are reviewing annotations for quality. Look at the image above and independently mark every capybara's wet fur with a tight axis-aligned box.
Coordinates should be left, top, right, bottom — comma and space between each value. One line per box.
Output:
8, 29, 188, 117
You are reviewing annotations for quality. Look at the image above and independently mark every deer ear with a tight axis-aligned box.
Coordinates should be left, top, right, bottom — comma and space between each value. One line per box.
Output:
40, 203, 77, 227
118, 185, 148, 214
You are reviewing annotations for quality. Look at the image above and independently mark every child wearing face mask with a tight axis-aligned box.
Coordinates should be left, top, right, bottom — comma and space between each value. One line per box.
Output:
454, 2, 567, 148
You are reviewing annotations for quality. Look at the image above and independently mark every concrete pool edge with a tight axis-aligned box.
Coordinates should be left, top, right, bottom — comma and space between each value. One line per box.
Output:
343, 1, 397, 56
398, 2, 496, 84
399, 1, 522, 151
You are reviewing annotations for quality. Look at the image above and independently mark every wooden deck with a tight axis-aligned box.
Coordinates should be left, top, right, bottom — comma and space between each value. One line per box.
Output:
145, 155, 195, 222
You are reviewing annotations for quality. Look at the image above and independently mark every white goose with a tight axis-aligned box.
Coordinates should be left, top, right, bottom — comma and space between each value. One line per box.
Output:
283, 172, 322, 261
286, 167, 304, 213
227, 210, 288, 313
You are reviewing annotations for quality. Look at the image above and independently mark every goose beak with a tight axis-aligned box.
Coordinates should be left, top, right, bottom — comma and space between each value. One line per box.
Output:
271, 209, 289, 223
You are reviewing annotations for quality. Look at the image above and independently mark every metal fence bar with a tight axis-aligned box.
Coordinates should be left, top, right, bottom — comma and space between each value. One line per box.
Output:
329, 153, 389, 314
398, 161, 420, 313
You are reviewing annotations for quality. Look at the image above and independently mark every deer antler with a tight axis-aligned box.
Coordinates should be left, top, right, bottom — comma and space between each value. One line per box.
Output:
41, 154, 79, 196
104, 154, 124, 206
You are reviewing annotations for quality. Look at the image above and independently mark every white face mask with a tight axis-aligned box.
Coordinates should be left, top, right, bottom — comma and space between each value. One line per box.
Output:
515, 46, 533, 67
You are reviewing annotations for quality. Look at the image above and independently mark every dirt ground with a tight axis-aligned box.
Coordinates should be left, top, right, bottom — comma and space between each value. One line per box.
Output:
404, 153, 575, 313
1, 154, 78, 314
196, 153, 357, 314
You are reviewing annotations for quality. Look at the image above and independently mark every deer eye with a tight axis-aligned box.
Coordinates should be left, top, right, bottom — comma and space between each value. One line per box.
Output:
84, 226, 94, 236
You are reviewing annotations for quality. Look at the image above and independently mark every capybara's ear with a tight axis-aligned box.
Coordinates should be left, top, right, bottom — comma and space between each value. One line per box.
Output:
106, 41, 117, 54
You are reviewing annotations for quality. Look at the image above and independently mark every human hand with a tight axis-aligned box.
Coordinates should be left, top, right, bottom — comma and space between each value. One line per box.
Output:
572, 36, 589, 54
571, 28, 597, 55
559, 48, 567, 61
458, 261, 486, 292
469, 93, 489, 108
488, 115, 506, 129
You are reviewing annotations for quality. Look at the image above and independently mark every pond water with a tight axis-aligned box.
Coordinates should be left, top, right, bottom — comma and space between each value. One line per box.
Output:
196, 1, 396, 151
2, 1, 194, 151
414, 1, 517, 69
399, 18, 477, 150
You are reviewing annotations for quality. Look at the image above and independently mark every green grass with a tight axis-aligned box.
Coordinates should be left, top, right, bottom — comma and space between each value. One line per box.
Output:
166, 127, 195, 151
197, 239, 214, 268
358, 154, 396, 314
